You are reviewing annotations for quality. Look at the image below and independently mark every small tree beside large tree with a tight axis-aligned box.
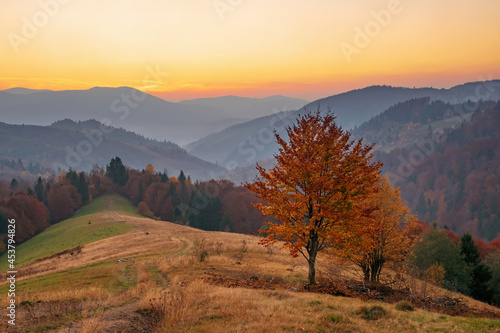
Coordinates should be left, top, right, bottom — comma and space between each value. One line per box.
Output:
245, 112, 382, 285
344, 176, 418, 282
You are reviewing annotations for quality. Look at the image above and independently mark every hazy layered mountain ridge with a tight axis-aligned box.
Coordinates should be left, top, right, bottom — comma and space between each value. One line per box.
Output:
0, 119, 224, 180
186, 80, 500, 167
0, 88, 308, 146
180, 95, 308, 119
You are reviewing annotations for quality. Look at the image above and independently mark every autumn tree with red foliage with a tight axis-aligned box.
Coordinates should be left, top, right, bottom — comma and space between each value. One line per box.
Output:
221, 185, 265, 234
47, 183, 82, 223
88, 165, 111, 198
143, 182, 174, 221
137, 201, 155, 219
0, 192, 50, 243
245, 112, 382, 285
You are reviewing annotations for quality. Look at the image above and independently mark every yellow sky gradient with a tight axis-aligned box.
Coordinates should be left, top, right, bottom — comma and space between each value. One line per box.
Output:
1, 0, 499, 101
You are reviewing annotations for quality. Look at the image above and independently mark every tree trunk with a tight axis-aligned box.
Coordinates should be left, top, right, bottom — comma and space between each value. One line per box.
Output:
361, 261, 370, 282
308, 256, 316, 286
368, 252, 384, 282
307, 227, 319, 286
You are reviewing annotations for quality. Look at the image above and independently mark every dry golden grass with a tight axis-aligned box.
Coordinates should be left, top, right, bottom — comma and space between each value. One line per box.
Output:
137, 278, 500, 333
80, 315, 105, 333
2, 194, 500, 332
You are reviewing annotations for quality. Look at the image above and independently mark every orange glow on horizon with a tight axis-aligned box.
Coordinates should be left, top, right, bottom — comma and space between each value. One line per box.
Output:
0, 0, 498, 101
1, 68, 499, 103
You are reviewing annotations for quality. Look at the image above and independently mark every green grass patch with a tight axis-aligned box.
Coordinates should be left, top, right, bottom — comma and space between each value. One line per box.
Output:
175, 241, 189, 257
148, 264, 169, 287
29, 312, 83, 333
458, 317, 500, 331
326, 314, 342, 323
358, 305, 386, 321
0, 193, 136, 270
119, 265, 137, 290
0, 260, 140, 296
0, 260, 124, 295
72, 193, 141, 219
395, 300, 415, 312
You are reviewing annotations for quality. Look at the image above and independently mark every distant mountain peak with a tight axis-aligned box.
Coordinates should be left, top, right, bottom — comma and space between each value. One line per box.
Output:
2, 87, 52, 94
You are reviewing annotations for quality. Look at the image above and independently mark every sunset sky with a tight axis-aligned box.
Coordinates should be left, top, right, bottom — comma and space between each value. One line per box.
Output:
1, 0, 499, 101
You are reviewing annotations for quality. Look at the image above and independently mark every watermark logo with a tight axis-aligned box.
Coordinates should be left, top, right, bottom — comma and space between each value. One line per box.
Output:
7, 0, 73, 54
232, 109, 293, 166
340, 0, 404, 63
6, 218, 17, 326
213, 0, 244, 21
386, 77, 497, 184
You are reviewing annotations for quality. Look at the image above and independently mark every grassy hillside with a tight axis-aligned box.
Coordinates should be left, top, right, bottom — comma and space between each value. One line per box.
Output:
1, 193, 499, 332
0, 194, 135, 270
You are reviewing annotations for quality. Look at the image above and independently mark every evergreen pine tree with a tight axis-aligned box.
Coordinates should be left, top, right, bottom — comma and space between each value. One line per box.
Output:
66, 168, 79, 187
135, 179, 143, 206
17, 158, 24, 171
106, 157, 129, 186
173, 205, 182, 222
77, 172, 90, 204
220, 212, 234, 232
178, 170, 186, 184
9, 178, 18, 190
34, 177, 44, 202
160, 173, 168, 183
460, 233, 493, 303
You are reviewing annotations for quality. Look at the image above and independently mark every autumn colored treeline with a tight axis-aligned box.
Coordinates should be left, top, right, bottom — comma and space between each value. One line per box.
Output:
117, 160, 266, 234
0, 156, 266, 251
0, 167, 109, 245
409, 225, 500, 305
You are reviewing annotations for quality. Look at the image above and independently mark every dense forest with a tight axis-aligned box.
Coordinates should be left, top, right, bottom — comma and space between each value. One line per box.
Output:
117, 159, 266, 234
351, 99, 500, 241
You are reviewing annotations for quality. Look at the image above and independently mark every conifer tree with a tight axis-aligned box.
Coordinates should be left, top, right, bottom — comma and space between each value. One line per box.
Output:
77, 172, 90, 204
460, 233, 493, 302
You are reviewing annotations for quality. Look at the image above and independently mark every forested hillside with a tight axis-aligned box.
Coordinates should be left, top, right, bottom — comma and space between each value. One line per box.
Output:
0, 120, 224, 181
371, 102, 500, 240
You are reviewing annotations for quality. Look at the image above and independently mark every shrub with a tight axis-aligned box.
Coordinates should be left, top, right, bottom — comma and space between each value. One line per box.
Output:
137, 201, 155, 219
215, 242, 224, 255
395, 301, 414, 312
424, 263, 446, 287
192, 238, 209, 263
240, 239, 248, 253
359, 305, 386, 320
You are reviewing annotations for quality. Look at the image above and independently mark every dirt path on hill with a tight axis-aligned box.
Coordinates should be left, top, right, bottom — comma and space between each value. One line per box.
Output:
4, 196, 203, 282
